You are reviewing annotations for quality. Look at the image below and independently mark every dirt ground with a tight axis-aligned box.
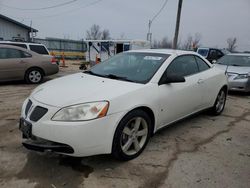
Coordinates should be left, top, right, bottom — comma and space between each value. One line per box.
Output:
0, 62, 250, 188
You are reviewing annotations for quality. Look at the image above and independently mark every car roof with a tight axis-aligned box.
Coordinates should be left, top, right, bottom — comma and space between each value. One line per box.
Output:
0, 41, 45, 46
197, 47, 222, 50
128, 48, 198, 56
227, 53, 250, 56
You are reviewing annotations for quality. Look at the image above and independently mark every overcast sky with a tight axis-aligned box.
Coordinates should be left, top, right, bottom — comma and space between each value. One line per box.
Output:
1, 0, 250, 51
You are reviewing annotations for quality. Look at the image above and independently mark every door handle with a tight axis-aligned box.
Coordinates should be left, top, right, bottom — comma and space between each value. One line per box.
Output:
197, 79, 204, 84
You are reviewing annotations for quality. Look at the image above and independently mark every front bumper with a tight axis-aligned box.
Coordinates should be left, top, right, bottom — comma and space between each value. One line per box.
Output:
22, 138, 74, 154
228, 78, 250, 92
20, 98, 126, 157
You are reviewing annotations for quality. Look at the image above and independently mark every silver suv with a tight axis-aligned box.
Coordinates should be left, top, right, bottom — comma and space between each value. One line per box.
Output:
0, 41, 50, 56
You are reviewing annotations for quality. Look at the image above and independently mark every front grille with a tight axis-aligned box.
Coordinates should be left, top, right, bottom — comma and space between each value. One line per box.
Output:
30, 106, 48, 122
25, 100, 32, 116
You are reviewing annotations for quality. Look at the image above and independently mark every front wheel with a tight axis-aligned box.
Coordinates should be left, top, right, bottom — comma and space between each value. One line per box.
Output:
112, 110, 152, 161
25, 68, 43, 84
210, 88, 227, 115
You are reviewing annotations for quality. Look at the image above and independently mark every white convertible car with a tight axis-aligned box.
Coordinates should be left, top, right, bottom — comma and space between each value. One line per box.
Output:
20, 49, 228, 160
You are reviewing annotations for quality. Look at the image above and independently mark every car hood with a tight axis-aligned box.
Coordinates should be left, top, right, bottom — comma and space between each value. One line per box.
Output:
31, 73, 144, 107
215, 64, 250, 74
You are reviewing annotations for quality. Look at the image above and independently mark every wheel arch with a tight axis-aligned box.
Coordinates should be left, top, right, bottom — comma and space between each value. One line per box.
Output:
118, 106, 156, 137
221, 85, 228, 93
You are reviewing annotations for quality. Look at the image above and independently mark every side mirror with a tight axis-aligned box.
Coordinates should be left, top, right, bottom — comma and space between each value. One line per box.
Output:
159, 74, 185, 85
212, 60, 217, 64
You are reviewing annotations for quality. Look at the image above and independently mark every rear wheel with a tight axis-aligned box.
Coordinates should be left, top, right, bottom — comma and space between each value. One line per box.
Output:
210, 88, 227, 115
112, 110, 152, 161
25, 68, 43, 84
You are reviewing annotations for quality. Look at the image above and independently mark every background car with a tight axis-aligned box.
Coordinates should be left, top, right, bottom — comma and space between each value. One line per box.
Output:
0, 41, 50, 56
197, 47, 227, 63
0, 44, 59, 83
20, 49, 228, 160
215, 53, 250, 92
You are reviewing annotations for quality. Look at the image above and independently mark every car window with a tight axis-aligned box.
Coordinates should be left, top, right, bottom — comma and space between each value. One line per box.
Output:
208, 50, 218, 59
166, 55, 199, 77
0, 43, 27, 49
195, 56, 210, 72
0, 48, 8, 59
197, 49, 209, 57
0, 48, 22, 59
88, 52, 170, 84
216, 55, 250, 67
217, 50, 223, 57
29, 45, 49, 55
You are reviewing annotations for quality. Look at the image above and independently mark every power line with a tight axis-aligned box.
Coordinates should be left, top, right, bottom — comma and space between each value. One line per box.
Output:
1, 0, 78, 11
34, 0, 104, 19
147, 0, 169, 45
151, 0, 168, 22
3, 0, 104, 20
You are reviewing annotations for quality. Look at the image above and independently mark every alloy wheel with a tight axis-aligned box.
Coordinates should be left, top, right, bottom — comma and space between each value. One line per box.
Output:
215, 90, 226, 113
120, 117, 148, 156
29, 70, 42, 83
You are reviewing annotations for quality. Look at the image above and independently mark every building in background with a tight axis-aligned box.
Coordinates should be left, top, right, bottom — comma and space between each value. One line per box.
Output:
34, 38, 87, 60
0, 14, 38, 42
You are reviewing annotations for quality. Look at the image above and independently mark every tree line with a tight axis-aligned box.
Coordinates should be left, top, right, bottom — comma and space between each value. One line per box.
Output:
85, 24, 238, 52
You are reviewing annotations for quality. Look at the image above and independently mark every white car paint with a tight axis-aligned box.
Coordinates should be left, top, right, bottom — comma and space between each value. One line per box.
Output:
20, 49, 228, 157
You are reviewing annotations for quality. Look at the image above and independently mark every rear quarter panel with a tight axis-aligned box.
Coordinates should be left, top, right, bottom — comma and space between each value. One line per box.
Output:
26, 55, 59, 76
206, 66, 228, 106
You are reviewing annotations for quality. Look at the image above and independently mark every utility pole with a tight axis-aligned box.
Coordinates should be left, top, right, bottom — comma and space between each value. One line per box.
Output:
147, 20, 152, 46
146, 0, 168, 48
30, 20, 34, 42
173, 0, 183, 49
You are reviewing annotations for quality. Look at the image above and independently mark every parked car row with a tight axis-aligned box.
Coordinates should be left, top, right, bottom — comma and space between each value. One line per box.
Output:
0, 41, 249, 160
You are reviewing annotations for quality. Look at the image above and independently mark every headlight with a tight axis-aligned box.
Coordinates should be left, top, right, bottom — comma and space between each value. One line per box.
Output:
52, 101, 109, 121
234, 73, 249, 80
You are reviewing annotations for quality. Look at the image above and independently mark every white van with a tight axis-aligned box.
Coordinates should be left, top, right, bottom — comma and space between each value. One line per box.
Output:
0, 41, 50, 56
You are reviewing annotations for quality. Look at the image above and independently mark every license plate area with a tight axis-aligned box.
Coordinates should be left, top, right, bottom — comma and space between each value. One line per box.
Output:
19, 118, 32, 138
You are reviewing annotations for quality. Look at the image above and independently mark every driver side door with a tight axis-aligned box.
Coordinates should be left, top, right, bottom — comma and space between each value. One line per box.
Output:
157, 55, 203, 128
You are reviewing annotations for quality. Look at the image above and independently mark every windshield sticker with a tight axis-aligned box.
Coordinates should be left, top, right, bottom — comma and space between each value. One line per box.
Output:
144, 56, 162, 61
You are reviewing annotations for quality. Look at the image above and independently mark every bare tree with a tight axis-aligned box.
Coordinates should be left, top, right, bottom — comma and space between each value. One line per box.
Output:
227, 37, 237, 52
152, 37, 172, 48
192, 33, 201, 50
86, 24, 102, 40
161, 37, 172, 48
182, 33, 201, 50
182, 35, 193, 50
101, 29, 111, 40
152, 39, 159, 48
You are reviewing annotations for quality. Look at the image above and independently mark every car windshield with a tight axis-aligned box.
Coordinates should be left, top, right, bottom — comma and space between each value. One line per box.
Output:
216, 55, 250, 67
197, 49, 209, 57
85, 52, 170, 84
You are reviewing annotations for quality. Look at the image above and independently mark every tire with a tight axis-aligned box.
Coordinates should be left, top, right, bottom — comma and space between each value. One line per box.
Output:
25, 68, 44, 84
210, 88, 227, 116
112, 109, 152, 161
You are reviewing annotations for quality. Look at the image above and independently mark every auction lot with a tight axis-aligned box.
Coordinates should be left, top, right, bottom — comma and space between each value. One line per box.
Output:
0, 64, 250, 188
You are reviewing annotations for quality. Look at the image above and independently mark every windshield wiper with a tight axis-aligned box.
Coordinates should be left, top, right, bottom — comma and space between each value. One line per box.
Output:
104, 74, 135, 83
84, 70, 104, 77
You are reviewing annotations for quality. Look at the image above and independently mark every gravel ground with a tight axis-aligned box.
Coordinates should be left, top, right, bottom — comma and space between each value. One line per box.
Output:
0, 64, 250, 188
